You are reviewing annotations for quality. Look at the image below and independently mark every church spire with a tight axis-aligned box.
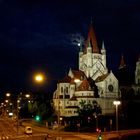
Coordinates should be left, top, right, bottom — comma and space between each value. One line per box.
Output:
102, 41, 105, 49
84, 22, 99, 53
119, 54, 126, 69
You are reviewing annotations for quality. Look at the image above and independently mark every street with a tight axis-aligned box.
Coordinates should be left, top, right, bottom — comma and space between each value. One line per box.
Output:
0, 118, 140, 140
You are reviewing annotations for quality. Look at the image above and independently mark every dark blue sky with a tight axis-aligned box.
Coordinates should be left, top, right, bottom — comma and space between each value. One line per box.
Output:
0, 0, 140, 94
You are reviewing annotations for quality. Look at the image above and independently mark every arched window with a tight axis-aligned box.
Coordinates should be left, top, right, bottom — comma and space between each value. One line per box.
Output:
61, 87, 63, 93
66, 87, 68, 93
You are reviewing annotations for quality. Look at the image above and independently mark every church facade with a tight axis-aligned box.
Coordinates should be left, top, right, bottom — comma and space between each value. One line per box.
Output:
53, 23, 120, 118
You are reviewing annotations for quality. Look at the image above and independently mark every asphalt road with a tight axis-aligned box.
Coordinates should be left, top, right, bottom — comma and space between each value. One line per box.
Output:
0, 118, 140, 140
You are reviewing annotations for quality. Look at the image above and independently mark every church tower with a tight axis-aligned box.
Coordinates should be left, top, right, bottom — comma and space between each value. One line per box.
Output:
101, 41, 107, 68
118, 54, 131, 85
135, 54, 140, 85
79, 23, 108, 80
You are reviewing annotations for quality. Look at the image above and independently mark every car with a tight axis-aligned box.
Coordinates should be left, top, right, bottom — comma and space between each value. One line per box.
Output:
24, 126, 32, 135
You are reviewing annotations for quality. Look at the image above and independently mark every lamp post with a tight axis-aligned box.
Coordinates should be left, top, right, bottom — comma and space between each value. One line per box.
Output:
5, 93, 11, 117
113, 100, 121, 131
57, 92, 60, 128
17, 98, 20, 134
16, 93, 30, 134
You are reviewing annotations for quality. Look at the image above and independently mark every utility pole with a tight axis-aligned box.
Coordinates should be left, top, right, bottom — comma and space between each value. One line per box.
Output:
57, 92, 60, 127
17, 100, 19, 134
113, 100, 121, 131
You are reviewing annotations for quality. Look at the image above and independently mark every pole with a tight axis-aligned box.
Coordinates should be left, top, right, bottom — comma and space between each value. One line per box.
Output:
116, 105, 118, 131
113, 100, 121, 132
17, 95, 20, 134
57, 93, 60, 128
96, 117, 98, 129
58, 107, 60, 127
17, 102, 18, 134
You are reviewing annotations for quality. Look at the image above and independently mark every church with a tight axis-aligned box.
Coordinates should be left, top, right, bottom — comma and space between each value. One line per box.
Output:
53, 23, 120, 118
118, 54, 140, 99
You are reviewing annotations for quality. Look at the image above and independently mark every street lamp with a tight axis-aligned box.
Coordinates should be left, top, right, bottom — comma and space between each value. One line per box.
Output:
113, 100, 121, 131
25, 94, 30, 98
60, 117, 63, 126
16, 93, 31, 134
34, 73, 45, 83
6, 93, 11, 97
17, 98, 20, 134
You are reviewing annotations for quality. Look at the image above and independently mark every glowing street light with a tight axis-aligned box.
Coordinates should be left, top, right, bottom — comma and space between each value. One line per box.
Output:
113, 100, 121, 131
5, 100, 9, 103
25, 94, 30, 98
6, 93, 11, 97
35, 74, 44, 83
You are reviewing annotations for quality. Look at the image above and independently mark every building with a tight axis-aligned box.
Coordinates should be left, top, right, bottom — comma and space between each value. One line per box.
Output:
116, 54, 140, 127
119, 54, 140, 99
53, 23, 120, 119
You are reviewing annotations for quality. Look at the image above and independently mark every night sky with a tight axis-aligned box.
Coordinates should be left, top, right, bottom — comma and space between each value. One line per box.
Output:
0, 0, 140, 94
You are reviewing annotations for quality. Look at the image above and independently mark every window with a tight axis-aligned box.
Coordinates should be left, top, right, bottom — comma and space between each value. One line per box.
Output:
61, 87, 63, 93
65, 95, 70, 99
68, 110, 72, 114
74, 111, 77, 114
66, 87, 68, 93
59, 95, 63, 99
108, 84, 114, 92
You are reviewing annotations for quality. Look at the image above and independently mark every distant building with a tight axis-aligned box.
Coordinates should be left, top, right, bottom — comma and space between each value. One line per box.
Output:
53, 23, 120, 118
119, 54, 140, 99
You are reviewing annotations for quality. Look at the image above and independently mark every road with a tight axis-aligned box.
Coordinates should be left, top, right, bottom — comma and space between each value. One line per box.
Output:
0, 118, 16, 139
0, 118, 140, 140
0, 118, 50, 140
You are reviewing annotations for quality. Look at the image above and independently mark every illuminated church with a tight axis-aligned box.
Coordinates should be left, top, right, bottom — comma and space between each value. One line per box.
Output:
53, 23, 120, 118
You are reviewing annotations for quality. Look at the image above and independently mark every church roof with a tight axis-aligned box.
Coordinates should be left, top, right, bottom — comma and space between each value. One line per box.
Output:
71, 70, 86, 80
59, 70, 86, 84
84, 23, 99, 53
77, 79, 91, 91
58, 75, 71, 83
95, 73, 109, 82
119, 54, 126, 69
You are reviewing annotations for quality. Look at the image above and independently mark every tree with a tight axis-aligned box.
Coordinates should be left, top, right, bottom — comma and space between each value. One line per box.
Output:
78, 100, 102, 126
92, 100, 102, 115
